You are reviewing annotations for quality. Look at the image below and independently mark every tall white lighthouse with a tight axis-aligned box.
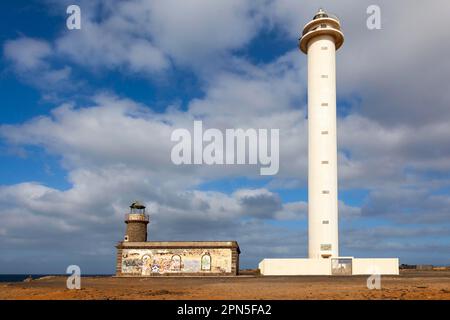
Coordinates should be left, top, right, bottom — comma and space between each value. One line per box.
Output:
300, 8, 344, 259
258, 9, 399, 275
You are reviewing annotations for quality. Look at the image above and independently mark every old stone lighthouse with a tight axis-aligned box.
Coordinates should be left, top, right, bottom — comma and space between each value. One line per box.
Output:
116, 202, 240, 276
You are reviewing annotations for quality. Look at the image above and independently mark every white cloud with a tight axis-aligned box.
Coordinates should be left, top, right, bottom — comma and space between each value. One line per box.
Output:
52, 0, 265, 75
4, 37, 51, 70
3, 37, 72, 92
143, 0, 265, 68
339, 200, 361, 219
56, 19, 170, 74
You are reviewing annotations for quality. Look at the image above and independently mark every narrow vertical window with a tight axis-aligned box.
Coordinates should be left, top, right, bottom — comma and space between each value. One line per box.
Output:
201, 253, 211, 271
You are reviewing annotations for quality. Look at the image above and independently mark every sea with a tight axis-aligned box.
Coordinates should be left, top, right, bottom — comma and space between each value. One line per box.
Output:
0, 274, 112, 282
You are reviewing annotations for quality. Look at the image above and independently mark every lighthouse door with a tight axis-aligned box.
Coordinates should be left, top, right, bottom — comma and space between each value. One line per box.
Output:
331, 258, 352, 275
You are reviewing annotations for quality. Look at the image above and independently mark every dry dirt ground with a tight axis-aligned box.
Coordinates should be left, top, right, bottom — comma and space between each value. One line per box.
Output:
1, 270, 449, 300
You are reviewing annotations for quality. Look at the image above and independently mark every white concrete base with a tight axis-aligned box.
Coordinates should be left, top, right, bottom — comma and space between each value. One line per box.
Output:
258, 257, 399, 276
258, 258, 332, 275
351, 258, 399, 275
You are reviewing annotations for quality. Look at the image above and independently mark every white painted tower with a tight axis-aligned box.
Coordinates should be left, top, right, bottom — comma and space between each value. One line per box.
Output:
300, 9, 344, 259
257, 9, 399, 276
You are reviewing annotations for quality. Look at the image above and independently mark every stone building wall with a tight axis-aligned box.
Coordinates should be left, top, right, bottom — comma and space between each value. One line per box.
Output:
120, 248, 231, 275
116, 242, 240, 276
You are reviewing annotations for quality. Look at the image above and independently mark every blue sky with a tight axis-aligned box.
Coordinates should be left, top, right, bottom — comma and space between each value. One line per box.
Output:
0, 0, 450, 274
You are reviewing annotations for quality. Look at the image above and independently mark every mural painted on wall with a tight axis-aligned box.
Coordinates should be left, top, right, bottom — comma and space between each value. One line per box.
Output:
121, 248, 232, 275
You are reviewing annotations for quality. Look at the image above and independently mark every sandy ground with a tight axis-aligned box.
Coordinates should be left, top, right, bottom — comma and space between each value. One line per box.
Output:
1, 270, 449, 300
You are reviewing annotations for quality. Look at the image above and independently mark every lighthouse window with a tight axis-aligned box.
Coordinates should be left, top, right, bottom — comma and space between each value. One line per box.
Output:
322, 220, 329, 224
322, 190, 330, 194
321, 75, 328, 78
321, 46, 328, 50
321, 103, 328, 106
201, 254, 211, 271
321, 160, 329, 164
321, 244, 332, 251
321, 131, 328, 135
